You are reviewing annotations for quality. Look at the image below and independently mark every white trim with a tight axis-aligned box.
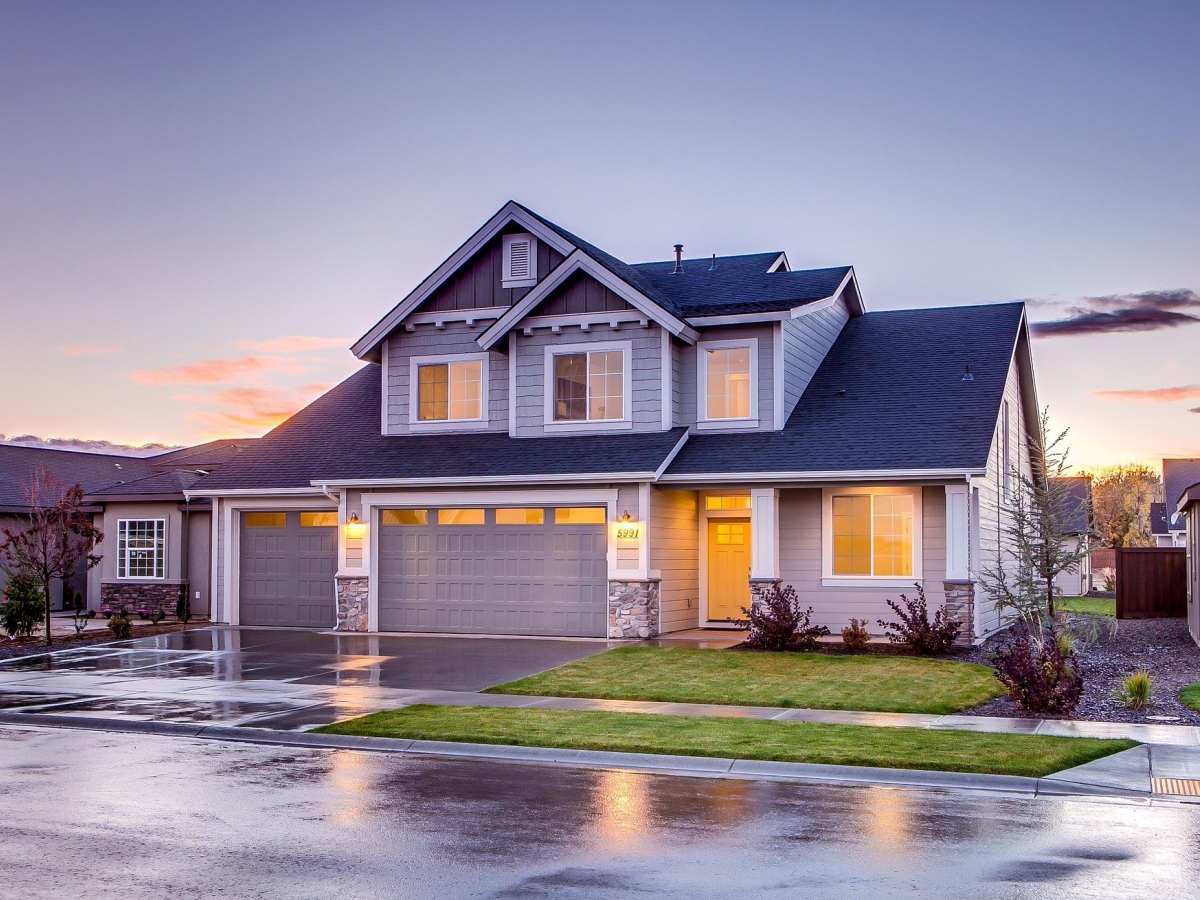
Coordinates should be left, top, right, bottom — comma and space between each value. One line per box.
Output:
686, 310, 791, 326
352, 202, 574, 360
501, 233, 538, 288
750, 487, 780, 580
115, 517, 167, 581
542, 339, 633, 432
187, 487, 329, 498
210, 497, 220, 622
820, 486, 923, 583
507, 331, 517, 437
659, 467, 983, 484
380, 337, 389, 435
945, 484, 970, 581
404, 306, 509, 328
407, 351, 490, 430
767, 252, 790, 273
773, 322, 784, 430
660, 328, 673, 430
478, 250, 698, 350
697, 491, 753, 625
637, 482, 650, 574
789, 292, 843, 319
696, 337, 759, 428
520, 311, 651, 334
653, 431, 690, 480
315, 472, 661, 489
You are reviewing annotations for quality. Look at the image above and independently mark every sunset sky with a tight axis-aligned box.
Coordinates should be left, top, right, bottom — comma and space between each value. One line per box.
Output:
2, 1, 1198, 472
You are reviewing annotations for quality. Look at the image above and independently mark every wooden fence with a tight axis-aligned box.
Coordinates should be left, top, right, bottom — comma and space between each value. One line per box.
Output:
1115, 547, 1187, 619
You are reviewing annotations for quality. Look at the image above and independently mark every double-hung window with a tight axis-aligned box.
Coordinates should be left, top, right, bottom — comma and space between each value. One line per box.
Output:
698, 339, 757, 426
825, 489, 920, 582
545, 342, 629, 426
117, 519, 165, 579
411, 355, 486, 425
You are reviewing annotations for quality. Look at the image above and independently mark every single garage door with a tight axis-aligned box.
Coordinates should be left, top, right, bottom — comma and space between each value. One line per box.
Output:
377, 505, 608, 637
239, 511, 337, 627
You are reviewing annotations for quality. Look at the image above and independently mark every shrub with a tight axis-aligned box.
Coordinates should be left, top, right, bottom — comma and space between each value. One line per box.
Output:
175, 593, 192, 624
1120, 670, 1153, 709
1, 573, 45, 639
991, 623, 1083, 714
877, 584, 961, 655
72, 609, 95, 635
149, 607, 166, 625
740, 583, 830, 651
841, 618, 870, 651
108, 610, 132, 640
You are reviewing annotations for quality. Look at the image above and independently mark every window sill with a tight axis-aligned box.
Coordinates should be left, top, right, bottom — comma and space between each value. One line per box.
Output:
695, 418, 760, 432
821, 577, 922, 589
502, 277, 537, 289
407, 419, 491, 433
543, 420, 633, 434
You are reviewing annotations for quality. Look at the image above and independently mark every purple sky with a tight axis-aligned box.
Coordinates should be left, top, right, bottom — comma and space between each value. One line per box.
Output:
2, 1, 1198, 470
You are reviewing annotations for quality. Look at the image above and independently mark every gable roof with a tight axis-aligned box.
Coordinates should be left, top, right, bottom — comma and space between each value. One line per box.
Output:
1162, 459, 1200, 526
0, 445, 153, 512
1150, 502, 1171, 535
86, 469, 209, 502
191, 366, 690, 492
149, 439, 254, 472
1051, 476, 1092, 535
663, 302, 1028, 478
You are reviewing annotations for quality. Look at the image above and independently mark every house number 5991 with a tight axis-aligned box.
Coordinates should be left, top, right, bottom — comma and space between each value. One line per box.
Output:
616, 527, 640, 539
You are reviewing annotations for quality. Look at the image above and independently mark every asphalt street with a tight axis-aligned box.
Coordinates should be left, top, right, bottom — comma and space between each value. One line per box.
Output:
1, 724, 1196, 899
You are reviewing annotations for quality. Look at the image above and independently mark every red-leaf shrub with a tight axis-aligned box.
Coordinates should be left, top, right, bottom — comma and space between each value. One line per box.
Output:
841, 618, 871, 651
740, 583, 830, 651
877, 583, 961, 655
991, 623, 1083, 714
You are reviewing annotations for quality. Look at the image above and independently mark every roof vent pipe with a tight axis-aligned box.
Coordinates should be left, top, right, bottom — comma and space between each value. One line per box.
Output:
672, 244, 684, 274
709, 253, 717, 271
962, 365, 974, 382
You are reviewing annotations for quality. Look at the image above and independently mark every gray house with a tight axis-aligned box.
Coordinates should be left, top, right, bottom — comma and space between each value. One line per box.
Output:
1158, 459, 1200, 547
189, 202, 1038, 643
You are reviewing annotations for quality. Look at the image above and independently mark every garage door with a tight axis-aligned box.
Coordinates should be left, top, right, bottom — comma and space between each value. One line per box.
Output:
239, 511, 337, 627
377, 506, 608, 637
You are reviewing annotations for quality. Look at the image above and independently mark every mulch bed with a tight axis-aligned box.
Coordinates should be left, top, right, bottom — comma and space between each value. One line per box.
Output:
0, 621, 209, 662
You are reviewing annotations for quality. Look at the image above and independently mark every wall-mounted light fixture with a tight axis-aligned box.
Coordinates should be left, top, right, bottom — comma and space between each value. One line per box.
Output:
345, 512, 365, 539
621, 510, 631, 523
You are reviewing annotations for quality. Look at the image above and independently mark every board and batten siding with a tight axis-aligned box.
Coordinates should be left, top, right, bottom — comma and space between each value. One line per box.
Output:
649, 488, 700, 634
780, 298, 850, 423
777, 486, 948, 635
385, 323, 509, 435
424, 230, 565, 313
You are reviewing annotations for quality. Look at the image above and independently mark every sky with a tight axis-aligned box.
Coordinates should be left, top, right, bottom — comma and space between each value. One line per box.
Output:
1, 1, 1198, 472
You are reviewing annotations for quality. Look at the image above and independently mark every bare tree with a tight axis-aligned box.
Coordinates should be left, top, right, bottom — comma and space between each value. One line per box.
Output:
0, 471, 103, 646
1087, 464, 1162, 548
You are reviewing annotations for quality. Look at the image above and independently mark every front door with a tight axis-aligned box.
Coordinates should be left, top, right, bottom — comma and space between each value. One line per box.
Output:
707, 518, 751, 622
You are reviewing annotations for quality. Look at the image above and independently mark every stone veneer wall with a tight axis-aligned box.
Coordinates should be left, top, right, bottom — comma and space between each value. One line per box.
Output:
336, 576, 369, 632
748, 578, 783, 614
942, 580, 976, 645
101, 582, 186, 613
608, 579, 660, 639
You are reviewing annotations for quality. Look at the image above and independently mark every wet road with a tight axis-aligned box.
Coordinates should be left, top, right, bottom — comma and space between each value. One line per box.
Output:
1, 725, 1196, 898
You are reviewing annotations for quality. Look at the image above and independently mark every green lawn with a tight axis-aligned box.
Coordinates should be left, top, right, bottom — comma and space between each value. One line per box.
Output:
484, 646, 1005, 715
1179, 684, 1200, 712
1060, 596, 1116, 617
316, 704, 1135, 778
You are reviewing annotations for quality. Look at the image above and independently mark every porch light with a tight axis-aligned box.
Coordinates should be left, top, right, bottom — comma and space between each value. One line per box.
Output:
345, 513, 365, 539
621, 510, 631, 523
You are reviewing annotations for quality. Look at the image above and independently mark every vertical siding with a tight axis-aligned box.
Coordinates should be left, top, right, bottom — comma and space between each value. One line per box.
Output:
424, 233, 566, 312
650, 488, 700, 633
540, 271, 631, 314
385, 323, 509, 434
781, 299, 850, 423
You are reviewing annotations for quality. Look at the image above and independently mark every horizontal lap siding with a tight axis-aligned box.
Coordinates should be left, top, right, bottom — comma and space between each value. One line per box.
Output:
778, 487, 947, 635
615, 483, 642, 571
673, 337, 694, 425
781, 300, 850, 422
651, 489, 699, 633
693, 323, 775, 430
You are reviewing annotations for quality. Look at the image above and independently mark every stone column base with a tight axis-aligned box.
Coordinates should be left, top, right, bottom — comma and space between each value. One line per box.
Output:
748, 578, 783, 615
336, 576, 369, 632
608, 579, 660, 639
943, 580, 976, 645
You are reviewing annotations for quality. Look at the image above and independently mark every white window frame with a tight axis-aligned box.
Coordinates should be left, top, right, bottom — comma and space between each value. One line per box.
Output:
408, 352, 490, 431
696, 338, 759, 429
502, 233, 538, 288
542, 339, 633, 433
116, 518, 166, 580
820, 486, 923, 587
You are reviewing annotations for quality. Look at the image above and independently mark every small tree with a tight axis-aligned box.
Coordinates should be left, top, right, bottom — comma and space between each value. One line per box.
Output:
1088, 464, 1162, 548
0, 471, 103, 646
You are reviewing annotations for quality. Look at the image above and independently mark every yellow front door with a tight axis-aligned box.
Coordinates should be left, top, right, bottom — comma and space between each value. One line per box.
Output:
707, 518, 751, 621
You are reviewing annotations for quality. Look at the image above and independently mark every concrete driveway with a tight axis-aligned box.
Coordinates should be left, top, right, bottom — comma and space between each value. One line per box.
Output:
0, 626, 613, 730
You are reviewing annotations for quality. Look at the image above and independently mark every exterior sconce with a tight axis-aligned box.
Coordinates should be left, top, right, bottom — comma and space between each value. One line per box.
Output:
621, 510, 631, 523
345, 513, 365, 539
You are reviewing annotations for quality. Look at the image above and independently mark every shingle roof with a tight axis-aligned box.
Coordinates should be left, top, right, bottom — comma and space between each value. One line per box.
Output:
150, 439, 254, 472
0, 445, 153, 511
1051, 476, 1092, 534
193, 366, 690, 491
1150, 502, 1171, 536
1162, 459, 1200, 527
666, 302, 1026, 476
87, 469, 207, 499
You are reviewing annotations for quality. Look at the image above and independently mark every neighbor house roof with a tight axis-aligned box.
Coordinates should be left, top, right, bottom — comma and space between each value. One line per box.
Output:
191, 366, 689, 491
0, 444, 155, 513
1150, 502, 1171, 536
664, 301, 1028, 477
1050, 477, 1092, 535
1162, 459, 1200, 528
150, 439, 254, 472
85, 469, 210, 502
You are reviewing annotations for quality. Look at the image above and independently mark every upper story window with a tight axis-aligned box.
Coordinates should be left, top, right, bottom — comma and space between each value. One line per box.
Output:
543, 341, 632, 430
697, 339, 758, 427
410, 354, 487, 426
117, 519, 165, 579
822, 488, 922, 584
502, 233, 538, 288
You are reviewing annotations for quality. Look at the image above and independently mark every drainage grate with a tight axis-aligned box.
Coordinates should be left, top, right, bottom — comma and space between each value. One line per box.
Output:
1152, 778, 1200, 796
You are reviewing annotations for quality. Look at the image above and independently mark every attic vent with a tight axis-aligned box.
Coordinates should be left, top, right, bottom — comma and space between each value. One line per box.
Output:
502, 233, 538, 288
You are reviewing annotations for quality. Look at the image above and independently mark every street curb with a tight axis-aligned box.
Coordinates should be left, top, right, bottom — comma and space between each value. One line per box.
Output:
0, 710, 1133, 798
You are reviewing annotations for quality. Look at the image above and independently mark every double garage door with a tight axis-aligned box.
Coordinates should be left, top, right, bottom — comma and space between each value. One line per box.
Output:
239, 505, 608, 636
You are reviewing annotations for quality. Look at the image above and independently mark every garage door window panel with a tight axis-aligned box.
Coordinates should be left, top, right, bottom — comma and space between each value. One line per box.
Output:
382, 509, 428, 526
555, 507, 607, 525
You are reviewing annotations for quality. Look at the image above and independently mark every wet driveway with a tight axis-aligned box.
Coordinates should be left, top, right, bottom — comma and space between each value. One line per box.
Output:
0, 627, 611, 729
0, 724, 1196, 899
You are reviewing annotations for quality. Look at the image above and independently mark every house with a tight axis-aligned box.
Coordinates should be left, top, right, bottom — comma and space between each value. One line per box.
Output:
186, 202, 1038, 644
1051, 476, 1093, 597
0, 440, 252, 617
1157, 459, 1200, 547
1179, 482, 1200, 646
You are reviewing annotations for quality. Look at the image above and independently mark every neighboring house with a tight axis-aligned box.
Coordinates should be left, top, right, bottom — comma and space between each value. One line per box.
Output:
0, 440, 252, 617
1159, 459, 1200, 547
189, 201, 1038, 644
1150, 502, 1172, 547
1051, 476, 1093, 597
1091, 548, 1116, 592
1179, 482, 1200, 646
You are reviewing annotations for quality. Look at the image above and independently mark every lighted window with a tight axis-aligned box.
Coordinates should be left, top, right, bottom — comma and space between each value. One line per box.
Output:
496, 508, 544, 525
417, 360, 483, 422
554, 507, 607, 525
714, 522, 746, 545
705, 347, 752, 419
553, 350, 623, 421
705, 495, 751, 510
117, 519, 165, 579
244, 512, 286, 528
300, 512, 338, 527
438, 508, 485, 525
832, 494, 913, 577
382, 509, 428, 526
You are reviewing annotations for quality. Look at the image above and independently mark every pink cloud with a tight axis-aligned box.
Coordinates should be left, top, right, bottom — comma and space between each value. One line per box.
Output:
189, 383, 333, 433
130, 356, 282, 385
57, 343, 123, 356
1092, 384, 1200, 403
236, 335, 349, 353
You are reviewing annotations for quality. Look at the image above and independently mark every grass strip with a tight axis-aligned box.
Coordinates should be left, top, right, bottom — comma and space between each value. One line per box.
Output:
1179, 683, 1200, 712
1059, 596, 1116, 618
315, 704, 1135, 778
484, 646, 1005, 715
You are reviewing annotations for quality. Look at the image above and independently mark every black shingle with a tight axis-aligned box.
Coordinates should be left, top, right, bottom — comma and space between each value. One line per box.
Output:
0, 445, 154, 511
